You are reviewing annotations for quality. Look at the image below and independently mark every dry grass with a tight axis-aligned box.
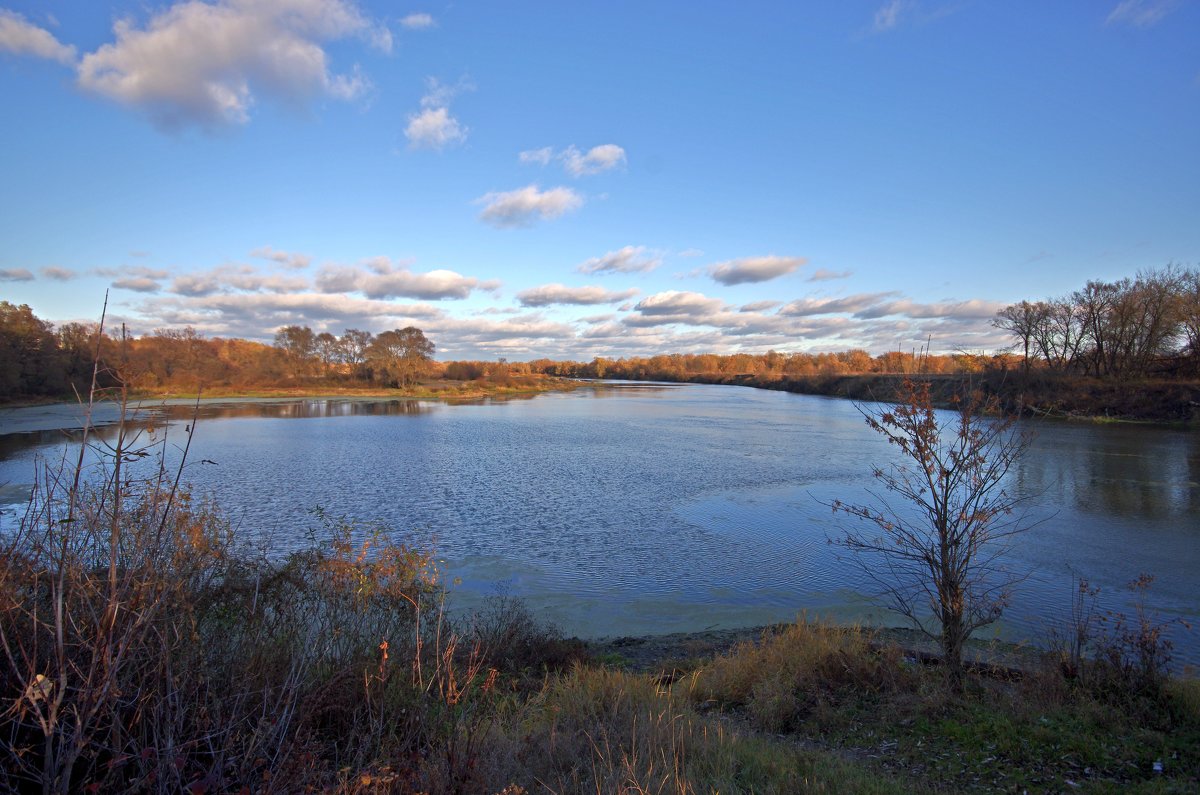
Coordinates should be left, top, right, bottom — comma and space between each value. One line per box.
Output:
693, 618, 912, 733
0, 373, 513, 793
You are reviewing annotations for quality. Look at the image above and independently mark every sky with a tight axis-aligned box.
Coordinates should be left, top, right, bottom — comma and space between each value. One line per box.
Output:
1, 0, 1197, 361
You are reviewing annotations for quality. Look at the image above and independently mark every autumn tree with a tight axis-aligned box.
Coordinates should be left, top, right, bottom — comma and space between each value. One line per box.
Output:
0, 302, 66, 398
833, 379, 1033, 681
366, 327, 435, 387
274, 325, 316, 377
314, 332, 340, 376
340, 328, 373, 377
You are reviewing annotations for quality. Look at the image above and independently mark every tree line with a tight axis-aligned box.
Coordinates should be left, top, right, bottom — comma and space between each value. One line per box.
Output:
0, 307, 524, 400
993, 264, 1200, 379
527, 348, 1002, 383
272, 325, 435, 387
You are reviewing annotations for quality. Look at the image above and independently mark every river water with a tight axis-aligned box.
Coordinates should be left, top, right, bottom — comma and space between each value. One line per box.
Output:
1, 383, 1196, 667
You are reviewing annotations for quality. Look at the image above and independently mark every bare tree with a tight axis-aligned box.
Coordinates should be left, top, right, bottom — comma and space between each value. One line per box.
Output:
993, 300, 1049, 374
833, 379, 1034, 680
1180, 269, 1200, 370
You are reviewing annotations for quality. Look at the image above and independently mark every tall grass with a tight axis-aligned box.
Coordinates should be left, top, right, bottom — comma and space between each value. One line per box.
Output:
692, 618, 912, 733
0, 371, 515, 793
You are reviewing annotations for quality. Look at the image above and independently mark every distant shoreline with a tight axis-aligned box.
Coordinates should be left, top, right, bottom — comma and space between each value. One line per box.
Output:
6, 372, 1198, 427
601, 372, 1200, 426
0, 375, 582, 411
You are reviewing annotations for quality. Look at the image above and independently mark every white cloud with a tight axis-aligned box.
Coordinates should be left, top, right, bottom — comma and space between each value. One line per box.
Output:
576, 245, 661, 275
872, 0, 907, 32
518, 146, 555, 166
807, 268, 852, 282
854, 298, 1005, 320
138, 291, 444, 339
707, 255, 806, 286
399, 12, 435, 29
171, 265, 309, 296
40, 266, 77, 281
516, 284, 639, 307
315, 258, 496, 299
113, 277, 162, 293
94, 265, 170, 279
0, 268, 34, 281
250, 245, 312, 269
562, 144, 626, 176
75, 0, 383, 130
677, 248, 704, 258
520, 144, 627, 176
406, 106, 467, 150
405, 76, 469, 150
0, 10, 77, 64
634, 290, 726, 317
95, 265, 170, 293
170, 272, 224, 296
1106, 0, 1178, 27
739, 300, 781, 313
779, 293, 896, 316
476, 185, 583, 228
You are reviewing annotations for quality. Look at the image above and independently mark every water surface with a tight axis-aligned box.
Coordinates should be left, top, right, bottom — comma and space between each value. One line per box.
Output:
1, 384, 1196, 666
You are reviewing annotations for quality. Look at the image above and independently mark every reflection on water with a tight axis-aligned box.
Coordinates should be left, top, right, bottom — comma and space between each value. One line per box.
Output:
1016, 423, 1200, 523
157, 398, 438, 421
0, 385, 1196, 666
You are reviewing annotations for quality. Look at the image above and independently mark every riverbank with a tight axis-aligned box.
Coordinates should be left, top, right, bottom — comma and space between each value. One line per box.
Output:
0, 374, 581, 410
589, 622, 1046, 678
635, 371, 1200, 425
578, 617, 1200, 793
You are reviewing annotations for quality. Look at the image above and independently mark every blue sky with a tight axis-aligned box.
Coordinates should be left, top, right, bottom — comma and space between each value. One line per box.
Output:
1, 0, 1197, 360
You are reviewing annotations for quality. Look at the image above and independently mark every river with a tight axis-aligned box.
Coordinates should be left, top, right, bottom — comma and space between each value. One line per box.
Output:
1, 383, 1196, 667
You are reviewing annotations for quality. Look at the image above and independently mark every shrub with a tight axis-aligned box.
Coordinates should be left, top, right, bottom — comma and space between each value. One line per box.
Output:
693, 618, 910, 732
0, 381, 503, 793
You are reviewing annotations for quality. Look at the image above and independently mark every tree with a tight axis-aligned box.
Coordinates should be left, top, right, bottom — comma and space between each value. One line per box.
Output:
993, 300, 1050, 375
1180, 269, 1200, 372
339, 328, 374, 379
833, 379, 1033, 681
366, 327, 435, 387
314, 332, 340, 376
0, 301, 65, 398
273, 325, 316, 377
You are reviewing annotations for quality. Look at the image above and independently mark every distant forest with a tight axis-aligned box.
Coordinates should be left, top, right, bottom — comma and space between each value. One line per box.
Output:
2, 265, 1198, 402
